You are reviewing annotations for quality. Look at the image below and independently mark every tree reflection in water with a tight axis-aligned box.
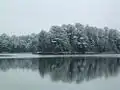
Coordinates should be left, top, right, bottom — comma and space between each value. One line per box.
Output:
0, 57, 120, 83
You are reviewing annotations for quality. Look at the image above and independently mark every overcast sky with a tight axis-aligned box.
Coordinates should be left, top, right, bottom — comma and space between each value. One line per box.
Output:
0, 0, 120, 35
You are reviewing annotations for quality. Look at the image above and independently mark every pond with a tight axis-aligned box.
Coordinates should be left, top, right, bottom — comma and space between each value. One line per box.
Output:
0, 55, 120, 90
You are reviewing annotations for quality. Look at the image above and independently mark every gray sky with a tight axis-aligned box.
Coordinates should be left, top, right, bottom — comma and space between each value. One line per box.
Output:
0, 0, 120, 35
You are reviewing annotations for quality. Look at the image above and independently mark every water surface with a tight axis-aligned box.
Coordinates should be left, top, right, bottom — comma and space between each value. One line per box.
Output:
0, 57, 120, 90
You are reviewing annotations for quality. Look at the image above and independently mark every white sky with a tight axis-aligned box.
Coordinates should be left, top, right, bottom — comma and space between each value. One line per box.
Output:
0, 0, 120, 35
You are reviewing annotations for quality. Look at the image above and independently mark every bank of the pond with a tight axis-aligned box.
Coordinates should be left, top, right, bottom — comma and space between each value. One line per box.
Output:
0, 53, 120, 59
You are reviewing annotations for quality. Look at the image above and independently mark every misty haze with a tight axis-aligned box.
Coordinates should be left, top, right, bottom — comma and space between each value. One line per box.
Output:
0, 0, 120, 90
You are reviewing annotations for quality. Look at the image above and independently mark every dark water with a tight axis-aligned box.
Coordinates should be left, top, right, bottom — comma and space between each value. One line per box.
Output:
0, 57, 120, 90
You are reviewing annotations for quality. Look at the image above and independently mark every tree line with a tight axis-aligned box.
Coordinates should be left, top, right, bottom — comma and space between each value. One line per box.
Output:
0, 23, 120, 53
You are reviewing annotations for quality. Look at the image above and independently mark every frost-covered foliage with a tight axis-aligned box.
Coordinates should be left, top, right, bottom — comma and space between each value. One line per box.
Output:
0, 23, 120, 53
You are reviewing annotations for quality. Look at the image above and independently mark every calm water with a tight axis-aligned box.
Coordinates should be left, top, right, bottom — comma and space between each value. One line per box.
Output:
0, 57, 120, 90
